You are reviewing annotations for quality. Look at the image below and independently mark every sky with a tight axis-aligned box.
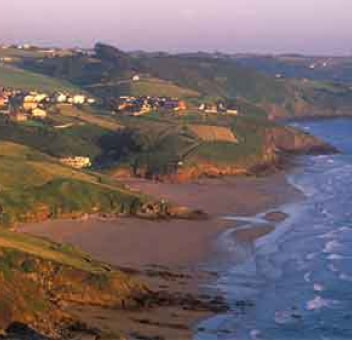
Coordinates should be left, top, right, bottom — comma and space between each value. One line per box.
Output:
1, 0, 352, 55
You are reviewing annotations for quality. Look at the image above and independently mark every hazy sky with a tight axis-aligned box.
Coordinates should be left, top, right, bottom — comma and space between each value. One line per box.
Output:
1, 0, 352, 55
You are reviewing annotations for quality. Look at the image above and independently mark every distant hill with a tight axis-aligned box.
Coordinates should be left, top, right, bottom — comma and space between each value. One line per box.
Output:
14, 43, 352, 119
232, 54, 352, 84
139, 55, 288, 103
87, 76, 200, 99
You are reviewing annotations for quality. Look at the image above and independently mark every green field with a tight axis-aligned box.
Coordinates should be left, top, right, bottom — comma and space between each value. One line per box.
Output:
0, 64, 81, 92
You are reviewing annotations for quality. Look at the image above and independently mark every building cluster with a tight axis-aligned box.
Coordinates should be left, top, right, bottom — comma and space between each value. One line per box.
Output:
112, 96, 240, 117
0, 87, 96, 122
198, 102, 239, 115
113, 96, 187, 116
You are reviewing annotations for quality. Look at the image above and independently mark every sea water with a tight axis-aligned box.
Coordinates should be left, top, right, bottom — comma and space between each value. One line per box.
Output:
195, 119, 352, 340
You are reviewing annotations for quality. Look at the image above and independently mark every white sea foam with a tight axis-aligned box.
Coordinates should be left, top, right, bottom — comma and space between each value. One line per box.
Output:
313, 283, 325, 292
306, 296, 331, 311
274, 310, 296, 324
326, 254, 346, 260
306, 252, 318, 260
319, 230, 337, 239
338, 226, 350, 232
250, 329, 262, 339
323, 240, 343, 253
304, 272, 312, 282
339, 273, 352, 282
327, 263, 339, 272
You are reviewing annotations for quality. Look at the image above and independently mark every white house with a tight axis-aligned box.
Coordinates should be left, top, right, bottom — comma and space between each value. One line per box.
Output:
87, 98, 96, 104
34, 93, 48, 103
56, 93, 67, 103
31, 108, 47, 119
72, 95, 86, 105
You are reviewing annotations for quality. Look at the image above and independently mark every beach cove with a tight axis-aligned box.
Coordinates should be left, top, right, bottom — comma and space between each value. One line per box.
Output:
18, 170, 302, 339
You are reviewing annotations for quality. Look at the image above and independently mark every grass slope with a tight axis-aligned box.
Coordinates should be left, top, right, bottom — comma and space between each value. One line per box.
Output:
0, 64, 81, 92
57, 104, 124, 131
0, 141, 146, 227
0, 115, 110, 159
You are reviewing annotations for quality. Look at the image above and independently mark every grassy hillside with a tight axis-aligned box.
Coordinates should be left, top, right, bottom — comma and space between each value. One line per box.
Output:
87, 77, 200, 99
0, 141, 146, 227
0, 64, 81, 92
0, 115, 105, 158
57, 104, 124, 131
0, 229, 147, 337
140, 56, 289, 103
130, 77, 200, 98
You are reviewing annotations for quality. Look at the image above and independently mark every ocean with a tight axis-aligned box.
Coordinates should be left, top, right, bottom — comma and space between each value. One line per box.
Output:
195, 118, 352, 340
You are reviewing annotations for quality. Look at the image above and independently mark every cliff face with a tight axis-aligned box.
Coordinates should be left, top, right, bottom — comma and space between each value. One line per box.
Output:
167, 125, 337, 182
265, 126, 338, 154
0, 247, 149, 338
108, 118, 338, 183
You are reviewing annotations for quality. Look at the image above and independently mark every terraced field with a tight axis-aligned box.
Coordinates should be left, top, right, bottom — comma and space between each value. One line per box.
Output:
188, 124, 238, 143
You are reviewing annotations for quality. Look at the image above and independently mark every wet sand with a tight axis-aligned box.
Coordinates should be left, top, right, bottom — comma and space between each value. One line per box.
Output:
18, 173, 302, 339
19, 173, 301, 268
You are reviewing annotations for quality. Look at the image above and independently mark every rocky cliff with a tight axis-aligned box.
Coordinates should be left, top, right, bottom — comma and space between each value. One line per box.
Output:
167, 125, 338, 182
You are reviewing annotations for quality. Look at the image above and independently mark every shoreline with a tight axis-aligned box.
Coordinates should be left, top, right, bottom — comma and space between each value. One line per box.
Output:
18, 172, 303, 339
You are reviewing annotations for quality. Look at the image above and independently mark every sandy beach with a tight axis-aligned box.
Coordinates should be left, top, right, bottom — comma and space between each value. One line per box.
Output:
18, 172, 302, 339
19, 173, 301, 268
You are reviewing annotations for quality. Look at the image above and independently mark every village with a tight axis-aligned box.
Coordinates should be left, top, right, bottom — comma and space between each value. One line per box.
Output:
0, 85, 239, 123
112, 93, 239, 116
0, 86, 97, 122
0, 62, 239, 171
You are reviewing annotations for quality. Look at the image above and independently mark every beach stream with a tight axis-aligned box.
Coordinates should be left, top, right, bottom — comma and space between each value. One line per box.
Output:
195, 119, 352, 340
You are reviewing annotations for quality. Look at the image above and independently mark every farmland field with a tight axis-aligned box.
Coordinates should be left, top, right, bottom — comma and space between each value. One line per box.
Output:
188, 124, 238, 143
57, 104, 124, 131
